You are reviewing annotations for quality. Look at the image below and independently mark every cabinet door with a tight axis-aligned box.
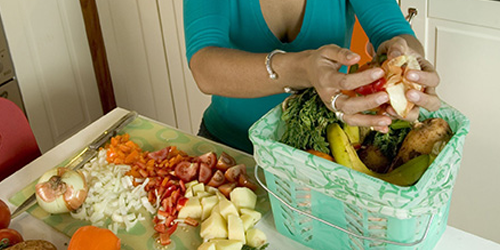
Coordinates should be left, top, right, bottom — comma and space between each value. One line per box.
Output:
0, 0, 103, 153
96, 0, 177, 128
427, 17, 500, 243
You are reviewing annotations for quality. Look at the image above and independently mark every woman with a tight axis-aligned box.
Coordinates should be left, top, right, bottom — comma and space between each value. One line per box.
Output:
184, 0, 441, 154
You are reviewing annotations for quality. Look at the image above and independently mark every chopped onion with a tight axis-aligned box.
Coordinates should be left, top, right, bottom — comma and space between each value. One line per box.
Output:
71, 149, 150, 233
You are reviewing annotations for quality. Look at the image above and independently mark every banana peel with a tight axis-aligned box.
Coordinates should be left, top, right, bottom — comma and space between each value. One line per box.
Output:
327, 123, 430, 186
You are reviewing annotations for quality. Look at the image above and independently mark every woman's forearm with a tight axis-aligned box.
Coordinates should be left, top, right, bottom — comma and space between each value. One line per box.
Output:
189, 47, 312, 98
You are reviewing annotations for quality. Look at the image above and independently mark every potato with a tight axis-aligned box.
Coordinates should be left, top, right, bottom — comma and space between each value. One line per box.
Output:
227, 214, 245, 244
201, 195, 219, 220
197, 242, 216, 250
178, 197, 202, 219
209, 239, 243, 250
390, 118, 452, 170
229, 187, 257, 210
240, 208, 262, 225
218, 199, 239, 220
200, 211, 227, 240
246, 228, 267, 248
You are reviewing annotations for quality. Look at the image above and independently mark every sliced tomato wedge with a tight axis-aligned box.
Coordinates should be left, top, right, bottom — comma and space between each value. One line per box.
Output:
215, 152, 236, 171
174, 161, 199, 182
224, 164, 247, 183
238, 173, 258, 191
218, 182, 237, 198
207, 170, 226, 187
198, 163, 213, 184
197, 152, 217, 169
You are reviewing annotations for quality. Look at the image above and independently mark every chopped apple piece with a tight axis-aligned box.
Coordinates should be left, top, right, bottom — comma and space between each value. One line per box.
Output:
178, 197, 202, 220
246, 228, 267, 248
230, 187, 257, 210
201, 195, 219, 220
218, 199, 239, 220
200, 211, 227, 240
227, 214, 246, 244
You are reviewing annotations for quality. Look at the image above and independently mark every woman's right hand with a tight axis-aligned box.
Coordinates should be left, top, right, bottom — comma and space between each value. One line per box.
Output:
303, 44, 392, 132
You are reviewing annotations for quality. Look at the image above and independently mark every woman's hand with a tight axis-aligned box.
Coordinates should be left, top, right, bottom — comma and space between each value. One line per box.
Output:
377, 35, 442, 122
304, 44, 392, 132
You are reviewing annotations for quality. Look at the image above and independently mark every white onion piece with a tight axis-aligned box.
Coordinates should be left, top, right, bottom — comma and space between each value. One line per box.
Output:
35, 167, 88, 214
70, 149, 150, 233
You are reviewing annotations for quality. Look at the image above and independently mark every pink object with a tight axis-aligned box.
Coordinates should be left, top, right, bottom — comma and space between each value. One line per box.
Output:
0, 97, 41, 181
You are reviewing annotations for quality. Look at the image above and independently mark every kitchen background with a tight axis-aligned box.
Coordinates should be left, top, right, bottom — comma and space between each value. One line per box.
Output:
0, 0, 499, 245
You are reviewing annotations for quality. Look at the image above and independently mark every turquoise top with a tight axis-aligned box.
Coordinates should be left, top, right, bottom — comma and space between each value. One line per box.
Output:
184, 0, 414, 153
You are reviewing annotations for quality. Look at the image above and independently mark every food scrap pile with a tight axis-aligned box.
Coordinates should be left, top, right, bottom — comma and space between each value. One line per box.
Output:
280, 55, 453, 186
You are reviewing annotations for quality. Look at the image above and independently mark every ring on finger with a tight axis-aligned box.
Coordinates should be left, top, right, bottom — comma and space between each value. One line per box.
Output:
335, 111, 345, 123
330, 92, 344, 113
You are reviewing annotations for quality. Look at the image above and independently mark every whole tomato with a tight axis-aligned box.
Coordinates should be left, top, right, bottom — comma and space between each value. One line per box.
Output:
0, 228, 23, 249
0, 200, 10, 229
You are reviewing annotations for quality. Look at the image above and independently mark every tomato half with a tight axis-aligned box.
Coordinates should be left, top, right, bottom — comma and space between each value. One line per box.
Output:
0, 200, 10, 229
0, 228, 23, 249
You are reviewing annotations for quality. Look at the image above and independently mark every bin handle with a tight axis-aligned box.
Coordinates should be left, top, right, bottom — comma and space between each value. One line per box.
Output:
254, 165, 434, 247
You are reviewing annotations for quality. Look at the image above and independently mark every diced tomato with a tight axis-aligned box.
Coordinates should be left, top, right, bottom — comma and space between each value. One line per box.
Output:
179, 179, 186, 193
154, 223, 167, 234
224, 164, 246, 183
174, 161, 199, 182
196, 152, 217, 169
198, 163, 213, 184
218, 182, 237, 198
159, 233, 171, 245
354, 77, 387, 96
207, 170, 225, 188
238, 173, 258, 191
215, 152, 236, 171
148, 147, 170, 162
184, 217, 199, 227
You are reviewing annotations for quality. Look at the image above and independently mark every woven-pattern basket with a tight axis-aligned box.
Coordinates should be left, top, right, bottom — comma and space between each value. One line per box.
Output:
249, 102, 469, 250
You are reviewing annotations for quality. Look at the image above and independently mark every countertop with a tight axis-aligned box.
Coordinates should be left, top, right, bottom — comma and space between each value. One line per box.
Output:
1, 108, 499, 250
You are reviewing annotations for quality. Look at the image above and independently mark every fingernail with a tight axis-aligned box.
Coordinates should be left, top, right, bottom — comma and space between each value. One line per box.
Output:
407, 72, 419, 81
346, 53, 359, 61
372, 69, 384, 79
378, 120, 390, 126
376, 94, 389, 104
408, 91, 420, 102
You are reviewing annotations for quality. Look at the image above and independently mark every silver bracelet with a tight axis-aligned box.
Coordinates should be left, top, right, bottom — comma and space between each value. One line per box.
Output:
265, 49, 299, 94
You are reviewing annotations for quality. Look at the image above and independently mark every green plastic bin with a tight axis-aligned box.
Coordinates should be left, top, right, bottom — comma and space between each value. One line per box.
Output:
249, 102, 469, 250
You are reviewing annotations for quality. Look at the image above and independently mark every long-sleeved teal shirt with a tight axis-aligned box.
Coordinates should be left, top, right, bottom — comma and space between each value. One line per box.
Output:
184, 0, 414, 153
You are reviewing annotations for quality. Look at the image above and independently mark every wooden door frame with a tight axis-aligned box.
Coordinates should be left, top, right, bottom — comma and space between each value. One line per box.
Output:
80, 0, 116, 113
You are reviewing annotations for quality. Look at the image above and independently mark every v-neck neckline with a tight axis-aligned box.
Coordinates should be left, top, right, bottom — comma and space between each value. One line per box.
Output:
254, 0, 311, 47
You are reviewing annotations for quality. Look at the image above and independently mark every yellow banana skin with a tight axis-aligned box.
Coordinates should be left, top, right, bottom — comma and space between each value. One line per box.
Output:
327, 123, 374, 176
327, 123, 430, 186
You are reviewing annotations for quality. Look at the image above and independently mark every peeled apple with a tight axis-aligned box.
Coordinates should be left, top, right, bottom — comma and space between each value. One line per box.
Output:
35, 167, 88, 214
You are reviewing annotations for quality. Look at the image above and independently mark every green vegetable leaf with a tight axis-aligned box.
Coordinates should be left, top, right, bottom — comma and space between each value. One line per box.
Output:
280, 88, 338, 154
242, 243, 270, 250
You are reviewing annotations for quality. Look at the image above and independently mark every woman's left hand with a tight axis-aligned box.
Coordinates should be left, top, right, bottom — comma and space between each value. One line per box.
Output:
377, 35, 442, 123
